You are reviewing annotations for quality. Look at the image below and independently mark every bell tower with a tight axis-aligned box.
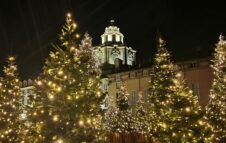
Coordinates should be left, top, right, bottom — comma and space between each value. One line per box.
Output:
95, 19, 136, 74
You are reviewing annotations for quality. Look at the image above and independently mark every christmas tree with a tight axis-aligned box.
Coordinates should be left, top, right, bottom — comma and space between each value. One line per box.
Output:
147, 37, 202, 142
28, 13, 104, 143
204, 34, 226, 142
0, 56, 26, 142
105, 82, 135, 142
133, 97, 148, 136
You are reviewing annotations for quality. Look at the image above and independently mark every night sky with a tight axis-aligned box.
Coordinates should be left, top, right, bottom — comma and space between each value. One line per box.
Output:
1, 0, 226, 79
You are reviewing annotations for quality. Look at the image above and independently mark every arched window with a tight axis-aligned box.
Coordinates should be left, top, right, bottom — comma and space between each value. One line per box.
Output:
111, 48, 120, 61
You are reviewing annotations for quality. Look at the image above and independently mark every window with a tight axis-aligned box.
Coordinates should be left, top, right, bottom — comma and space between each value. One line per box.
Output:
116, 35, 120, 42
143, 70, 149, 76
108, 35, 112, 41
189, 62, 199, 68
130, 90, 137, 105
115, 74, 121, 82
191, 83, 200, 97
178, 64, 186, 70
102, 83, 108, 93
129, 72, 136, 78
142, 89, 148, 101
101, 37, 105, 44
112, 35, 116, 41
116, 82, 121, 89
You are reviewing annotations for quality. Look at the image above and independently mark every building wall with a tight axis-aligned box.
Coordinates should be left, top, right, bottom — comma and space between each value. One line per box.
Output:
182, 65, 213, 106
106, 58, 213, 107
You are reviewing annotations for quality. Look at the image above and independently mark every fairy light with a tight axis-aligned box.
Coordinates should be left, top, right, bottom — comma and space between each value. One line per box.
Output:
37, 80, 42, 86
53, 115, 59, 122
79, 120, 84, 126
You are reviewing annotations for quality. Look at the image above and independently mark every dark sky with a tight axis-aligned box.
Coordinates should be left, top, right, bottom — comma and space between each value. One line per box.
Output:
0, 0, 226, 79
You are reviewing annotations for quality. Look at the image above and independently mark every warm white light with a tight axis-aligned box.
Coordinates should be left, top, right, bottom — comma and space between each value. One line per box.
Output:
73, 23, 77, 28
57, 87, 62, 92
58, 70, 63, 75
48, 94, 54, 100
53, 115, 59, 122
8, 56, 15, 61
185, 107, 190, 112
76, 34, 80, 38
37, 81, 42, 86
67, 13, 71, 18
79, 120, 84, 126
56, 139, 63, 143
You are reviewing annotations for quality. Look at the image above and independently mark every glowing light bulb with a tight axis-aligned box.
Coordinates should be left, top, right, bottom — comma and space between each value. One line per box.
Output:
67, 95, 72, 100
57, 87, 62, 92
67, 13, 71, 18
73, 23, 77, 28
56, 139, 63, 143
37, 81, 42, 86
96, 91, 101, 97
185, 107, 190, 112
76, 34, 80, 38
79, 120, 84, 126
8, 56, 15, 61
53, 115, 59, 122
48, 94, 54, 100
58, 70, 63, 75
87, 118, 91, 124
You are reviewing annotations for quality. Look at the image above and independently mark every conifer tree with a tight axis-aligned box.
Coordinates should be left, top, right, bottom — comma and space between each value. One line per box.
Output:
28, 13, 104, 143
147, 37, 202, 142
105, 82, 134, 142
133, 97, 148, 135
204, 34, 226, 143
0, 57, 26, 142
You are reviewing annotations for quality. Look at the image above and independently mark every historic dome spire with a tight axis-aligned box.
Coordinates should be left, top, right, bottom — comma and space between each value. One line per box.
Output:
95, 19, 136, 72
101, 19, 124, 45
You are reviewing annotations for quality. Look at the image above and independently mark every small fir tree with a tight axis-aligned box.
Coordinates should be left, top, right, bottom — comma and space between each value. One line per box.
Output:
0, 57, 26, 142
105, 82, 135, 142
204, 34, 226, 143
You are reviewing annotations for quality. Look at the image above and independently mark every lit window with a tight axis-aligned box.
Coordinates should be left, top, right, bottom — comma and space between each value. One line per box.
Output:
108, 35, 112, 41
116, 35, 120, 42
191, 83, 200, 97
101, 37, 105, 44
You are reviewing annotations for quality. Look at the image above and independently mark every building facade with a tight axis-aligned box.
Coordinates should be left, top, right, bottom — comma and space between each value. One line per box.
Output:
95, 21, 214, 109
102, 58, 213, 108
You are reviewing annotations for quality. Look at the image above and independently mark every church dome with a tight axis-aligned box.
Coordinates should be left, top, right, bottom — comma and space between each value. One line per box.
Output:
101, 19, 124, 45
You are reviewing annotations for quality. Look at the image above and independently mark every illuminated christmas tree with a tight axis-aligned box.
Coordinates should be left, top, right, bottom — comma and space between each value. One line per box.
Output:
28, 13, 104, 143
133, 97, 148, 135
0, 57, 26, 142
204, 34, 226, 143
147, 37, 202, 142
105, 82, 135, 142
